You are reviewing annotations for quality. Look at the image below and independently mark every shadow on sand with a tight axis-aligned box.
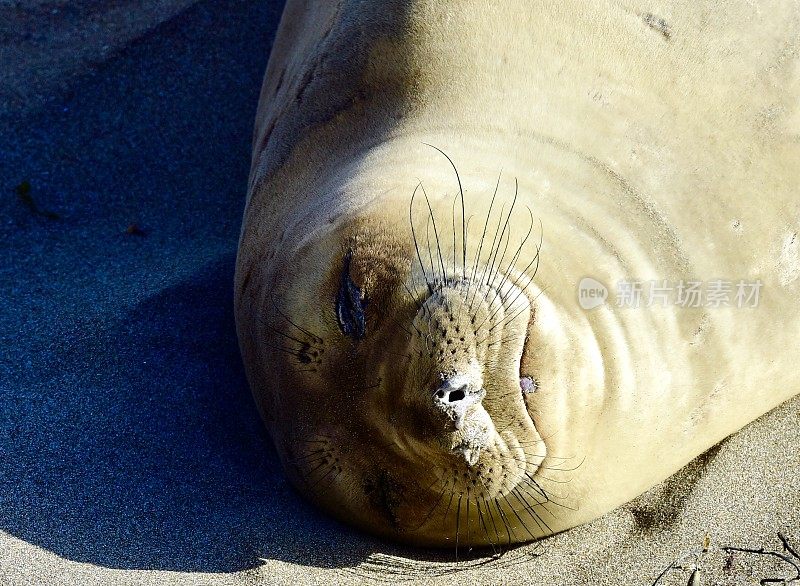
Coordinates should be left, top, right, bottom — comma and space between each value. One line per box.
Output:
0, 0, 510, 574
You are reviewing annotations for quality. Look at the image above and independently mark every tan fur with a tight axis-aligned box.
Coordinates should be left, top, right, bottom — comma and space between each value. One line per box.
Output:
236, 0, 800, 545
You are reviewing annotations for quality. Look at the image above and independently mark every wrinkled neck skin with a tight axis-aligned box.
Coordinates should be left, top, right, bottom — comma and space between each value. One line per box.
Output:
235, 0, 800, 546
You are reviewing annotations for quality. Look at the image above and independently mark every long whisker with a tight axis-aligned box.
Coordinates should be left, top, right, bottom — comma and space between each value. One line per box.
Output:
478, 202, 506, 293
456, 214, 475, 326
468, 172, 502, 311
512, 486, 552, 535
426, 214, 437, 285
484, 206, 535, 314
420, 182, 448, 283
424, 143, 466, 280
482, 179, 518, 288
475, 498, 497, 555
465, 489, 472, 549
455, 493, 463, 561
452, 192, 458, 279
409, 182, 432, 288
407, 478, 451, 532
269, 291, 323, 343
475, 223, 544, 341
484, 225, 512, 301
505, 491, 538, 541
490, 218, 544, 325
495, 496, 519, 544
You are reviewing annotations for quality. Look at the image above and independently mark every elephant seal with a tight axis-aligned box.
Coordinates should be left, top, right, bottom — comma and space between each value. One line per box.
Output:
234, 0, 800, 547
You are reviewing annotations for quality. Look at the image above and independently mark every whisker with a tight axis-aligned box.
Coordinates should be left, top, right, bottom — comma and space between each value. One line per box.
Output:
505, 490, 538, 540
478, 202, 507, 293
452, 192, 459, 280
455, 493, 463, 561
495, 496, 527, 545
426, 215, 437, 286
468, 171, 502, 311
512, 486, 552, 535
494, 497, 516, 545
407, 478, 451, 532
270, 291, 323, 343
474, 242, 543, 343
465, 489, 472, 548
456, 214, 476, 326
482, 206, 535, 319
262, 341, 308, 361
475, 498, 498, 555
423, 143, 467, 280
420, 182, 448, 283
483, 224, 512, 301
400, 281, 423, 315
482, 179, 518, 288
409, 182, 432, 288
485, 221, 544, 333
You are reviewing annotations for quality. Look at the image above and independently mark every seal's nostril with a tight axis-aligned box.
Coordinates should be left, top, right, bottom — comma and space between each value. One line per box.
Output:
449, 389, 466, 402
436, 390, 445, 399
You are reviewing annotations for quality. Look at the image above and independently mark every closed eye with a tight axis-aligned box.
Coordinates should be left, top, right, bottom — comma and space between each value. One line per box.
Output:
336, 250, 367, 340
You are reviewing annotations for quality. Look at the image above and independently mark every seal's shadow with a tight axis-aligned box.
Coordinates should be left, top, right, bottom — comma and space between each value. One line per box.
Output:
0, 254, 361, 572
4, 254, 499, 572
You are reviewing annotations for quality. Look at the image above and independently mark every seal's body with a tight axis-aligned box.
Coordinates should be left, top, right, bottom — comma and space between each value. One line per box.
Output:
235, 0, 800, 546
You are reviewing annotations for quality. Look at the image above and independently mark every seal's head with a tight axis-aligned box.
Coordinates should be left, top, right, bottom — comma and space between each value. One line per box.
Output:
237, 182, 568, 547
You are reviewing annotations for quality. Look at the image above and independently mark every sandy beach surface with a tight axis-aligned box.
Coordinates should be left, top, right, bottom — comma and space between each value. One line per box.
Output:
1, 1, 798, 584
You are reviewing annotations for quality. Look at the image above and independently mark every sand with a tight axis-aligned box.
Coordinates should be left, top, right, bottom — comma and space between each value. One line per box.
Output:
1, 1, 797, 585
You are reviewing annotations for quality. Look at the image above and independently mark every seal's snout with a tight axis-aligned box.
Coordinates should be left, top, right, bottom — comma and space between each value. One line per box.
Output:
400, 277, 536, 470
433, 374, 486, 430
431, 374, 493, 466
